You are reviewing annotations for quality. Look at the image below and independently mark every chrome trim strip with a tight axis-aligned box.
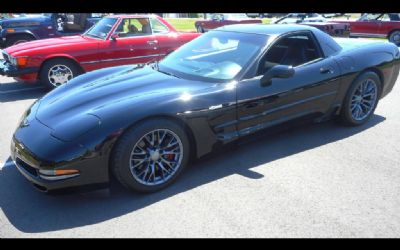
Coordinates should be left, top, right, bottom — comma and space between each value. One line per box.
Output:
350, 32, 387, 38
80, 60, 100, 65
39, 173, 80, 181
81, 54, 166, 65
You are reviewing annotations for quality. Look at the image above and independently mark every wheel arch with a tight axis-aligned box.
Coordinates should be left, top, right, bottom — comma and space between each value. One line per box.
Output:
6, 31, 38, 40
109, 114, 198, 166
359, 67, 384, 96
38, 55, 85, 80
387, 29, 400, 39
335, 67, 384, 115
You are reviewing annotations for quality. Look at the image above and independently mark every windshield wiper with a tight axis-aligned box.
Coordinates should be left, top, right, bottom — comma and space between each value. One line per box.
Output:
145, 59, 180, 78
157, 69, 181, 78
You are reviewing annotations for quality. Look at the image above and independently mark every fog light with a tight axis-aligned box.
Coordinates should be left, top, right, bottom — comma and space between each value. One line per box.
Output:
38, 169, 80, 180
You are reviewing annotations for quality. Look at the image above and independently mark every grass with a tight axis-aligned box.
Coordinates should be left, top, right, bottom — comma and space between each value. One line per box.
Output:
165, 18, 271, 32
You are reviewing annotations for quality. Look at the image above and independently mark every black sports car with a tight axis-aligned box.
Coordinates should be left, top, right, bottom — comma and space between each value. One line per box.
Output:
11, 24, 400, 193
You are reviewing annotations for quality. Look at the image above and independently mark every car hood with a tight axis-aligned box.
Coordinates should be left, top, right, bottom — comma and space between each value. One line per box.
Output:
35, 65, 213, 128
5, 35, 96, 55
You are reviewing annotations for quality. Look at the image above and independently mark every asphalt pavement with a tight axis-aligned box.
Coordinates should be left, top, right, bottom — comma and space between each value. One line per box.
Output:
0, 52, 399, 237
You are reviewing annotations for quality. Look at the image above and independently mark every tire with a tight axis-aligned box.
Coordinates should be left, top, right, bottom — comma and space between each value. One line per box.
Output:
5, 34, 35, 47
111, 118, 191, 193
196, 25, 204, 33
339, 71, 382, 126
39, 58, 81, 89
388, 30, 400, 46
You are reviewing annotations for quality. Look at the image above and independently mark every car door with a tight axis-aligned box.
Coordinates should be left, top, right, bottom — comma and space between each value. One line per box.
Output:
236, 32, 341, 135
351, 13, 382, 37
206, 14, 224, 30
97, 17, 161, 68
148, 17, 178, 60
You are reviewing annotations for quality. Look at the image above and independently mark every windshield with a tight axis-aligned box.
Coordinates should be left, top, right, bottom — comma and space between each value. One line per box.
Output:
224, 13, 248, 20
158, 31, 268, 82
84, 17, 118, 39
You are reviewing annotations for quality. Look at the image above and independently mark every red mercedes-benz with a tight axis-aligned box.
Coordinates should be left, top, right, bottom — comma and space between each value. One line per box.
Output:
0, 14, 200, 89
333, 13, 400, 46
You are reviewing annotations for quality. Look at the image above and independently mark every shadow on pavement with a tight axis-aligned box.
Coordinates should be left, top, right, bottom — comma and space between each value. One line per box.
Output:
0, 81, 47, 102
0, 115, 385, 233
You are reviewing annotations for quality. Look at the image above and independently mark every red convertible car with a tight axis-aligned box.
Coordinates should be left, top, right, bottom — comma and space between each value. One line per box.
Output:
334, 13, 400, 46
195, 13, 262, 33
0, 14, 200, 88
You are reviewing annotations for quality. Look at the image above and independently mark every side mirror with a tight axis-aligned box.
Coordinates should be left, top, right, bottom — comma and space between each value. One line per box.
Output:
111, 33, 119, 41
260, 65, 295, 87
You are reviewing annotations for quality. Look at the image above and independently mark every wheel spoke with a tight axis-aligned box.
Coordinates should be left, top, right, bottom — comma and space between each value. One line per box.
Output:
129, 129, 183, 186
350, 79, 377, 121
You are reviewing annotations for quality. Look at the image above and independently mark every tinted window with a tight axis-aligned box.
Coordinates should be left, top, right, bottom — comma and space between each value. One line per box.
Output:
258, 32, 322, 74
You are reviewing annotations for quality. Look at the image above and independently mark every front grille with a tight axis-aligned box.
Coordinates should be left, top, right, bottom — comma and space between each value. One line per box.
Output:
2, 51, 10, 63
16, 158, 38, 177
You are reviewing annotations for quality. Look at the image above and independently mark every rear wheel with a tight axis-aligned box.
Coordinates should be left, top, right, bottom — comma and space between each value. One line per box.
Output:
388, 30, 400, 46
196, 25, 204, 33
39, 58, 81, 89
5, 34, 35, 47
111, 118, 190, 193
339, 71, 381, 126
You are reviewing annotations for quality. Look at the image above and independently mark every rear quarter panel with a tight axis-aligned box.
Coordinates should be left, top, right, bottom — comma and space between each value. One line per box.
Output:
334, 41, 400, 101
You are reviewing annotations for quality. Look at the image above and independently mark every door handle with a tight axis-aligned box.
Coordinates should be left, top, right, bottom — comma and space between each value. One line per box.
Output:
147, 40, 158, 45
320, 67, 333, 74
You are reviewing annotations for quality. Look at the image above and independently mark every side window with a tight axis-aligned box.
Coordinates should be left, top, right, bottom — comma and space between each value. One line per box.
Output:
258, 32, 322, 75
115, 18, 152, 38
380, 14, 391, 21
150, 18, 169, 34
212, 14, 223, 20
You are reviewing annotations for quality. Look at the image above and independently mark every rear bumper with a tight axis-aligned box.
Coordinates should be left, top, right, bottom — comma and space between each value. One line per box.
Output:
0, 59, 38, 77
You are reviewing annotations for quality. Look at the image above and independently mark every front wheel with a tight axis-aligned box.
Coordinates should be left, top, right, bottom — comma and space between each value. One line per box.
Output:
39, 58, 81, 89
339, 71, 381, 126
111, 118, 190, 193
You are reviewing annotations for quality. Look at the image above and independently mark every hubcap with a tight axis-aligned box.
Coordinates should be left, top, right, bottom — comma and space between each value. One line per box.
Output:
48, 64, 73, 87
350, 79, 378, 121
129, 129, 183, 186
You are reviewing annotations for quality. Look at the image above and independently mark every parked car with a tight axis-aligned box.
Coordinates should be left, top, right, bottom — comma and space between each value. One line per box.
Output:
195, 13, 262, 33
333, 13, 400, 45
11, 24, 400, 193
247, 13, 287, 18
275, 13, 350, 37
0, 14, 200, 89
275, 13, 327, 24
0, 13, 103, 48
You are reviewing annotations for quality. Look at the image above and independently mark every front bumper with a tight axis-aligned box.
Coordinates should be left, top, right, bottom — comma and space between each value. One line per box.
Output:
10, 116, 109, 193
0, 59, 38, 77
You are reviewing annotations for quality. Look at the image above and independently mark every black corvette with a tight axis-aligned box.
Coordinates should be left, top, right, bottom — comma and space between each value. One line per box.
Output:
11, 24, 400, 193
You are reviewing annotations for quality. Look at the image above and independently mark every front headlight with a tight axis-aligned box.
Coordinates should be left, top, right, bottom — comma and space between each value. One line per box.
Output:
17, 100, 39, 128
9, 56, 28, 67
50, 114, 102, 142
